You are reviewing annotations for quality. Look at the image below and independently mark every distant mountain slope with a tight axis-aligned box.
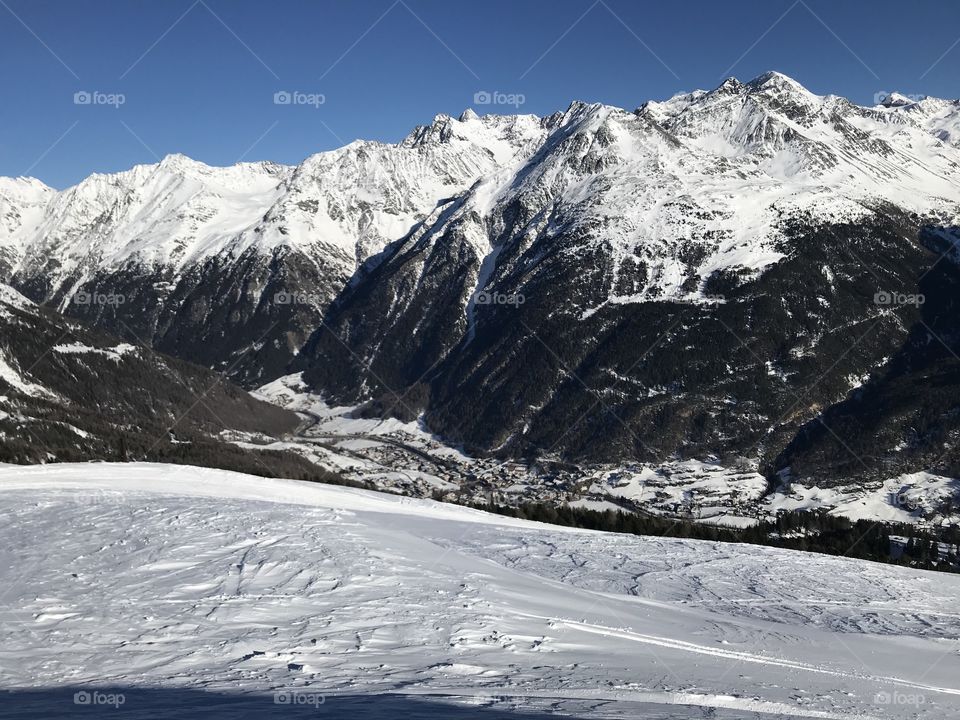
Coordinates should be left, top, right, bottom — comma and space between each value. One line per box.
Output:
773, 230, 960, 485
297, 74, 960, 483
0, 284, 322, 478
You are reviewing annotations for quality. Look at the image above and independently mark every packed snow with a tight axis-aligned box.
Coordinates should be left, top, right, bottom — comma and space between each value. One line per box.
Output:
0, 462, 958, 719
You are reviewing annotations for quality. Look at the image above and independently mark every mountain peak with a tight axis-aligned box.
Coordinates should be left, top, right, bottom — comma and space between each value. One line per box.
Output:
744, 70, 812, 94
0, 175, 53, 193
564, 100, 592, 113
715, 77, 744, 93
400, 114, 457, 147
750, 70, 793, 83
157, 153, 205, 172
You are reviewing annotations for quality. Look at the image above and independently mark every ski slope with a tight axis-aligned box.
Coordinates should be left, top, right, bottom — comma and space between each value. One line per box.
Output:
0, 463, 958, 719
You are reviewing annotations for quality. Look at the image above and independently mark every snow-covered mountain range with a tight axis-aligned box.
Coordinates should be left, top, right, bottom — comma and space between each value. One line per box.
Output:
298, 73, 960, 483
1, 114, 545, 285
0, 112, 546, 382
2, 72, 957, 377
2, 71, 960, 486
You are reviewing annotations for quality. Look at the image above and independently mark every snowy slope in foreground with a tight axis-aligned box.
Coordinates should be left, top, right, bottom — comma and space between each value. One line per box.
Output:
1, 463, 959, 719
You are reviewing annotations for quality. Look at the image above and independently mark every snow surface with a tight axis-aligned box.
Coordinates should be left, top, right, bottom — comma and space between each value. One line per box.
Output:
1, 462, 959, 719
250, 373, 471, 492
0, 356, 56, 400
0, 283, 34, 314
765, 472, 960, 526
52, 342, 137, 361
582, 460, 768, 525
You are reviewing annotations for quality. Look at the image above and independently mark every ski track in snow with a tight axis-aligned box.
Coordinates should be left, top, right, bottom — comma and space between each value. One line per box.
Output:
0, 463, 958, 719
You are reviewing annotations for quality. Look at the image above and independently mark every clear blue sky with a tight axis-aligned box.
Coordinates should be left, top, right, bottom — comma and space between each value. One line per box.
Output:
2, 0, 958, 188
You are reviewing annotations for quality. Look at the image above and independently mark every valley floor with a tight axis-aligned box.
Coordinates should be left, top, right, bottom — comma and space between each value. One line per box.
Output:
1, 463, 959, 718
246, 374, 960, 530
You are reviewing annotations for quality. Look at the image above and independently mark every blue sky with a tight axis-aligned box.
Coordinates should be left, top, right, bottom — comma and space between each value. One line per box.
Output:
2, 0, 958, 188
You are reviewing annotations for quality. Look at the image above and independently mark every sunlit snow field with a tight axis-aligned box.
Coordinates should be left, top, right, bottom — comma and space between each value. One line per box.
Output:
1, 463, 958, 719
